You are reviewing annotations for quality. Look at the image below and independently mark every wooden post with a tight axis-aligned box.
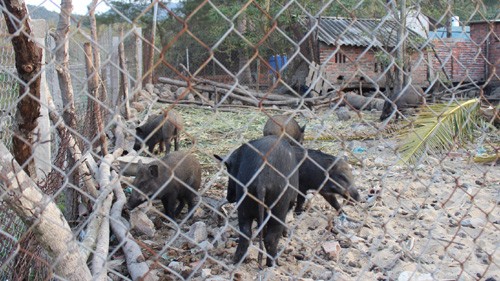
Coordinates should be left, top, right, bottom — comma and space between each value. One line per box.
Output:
30, 19, 52, 180
119, 28, 131, 120
84, 42, 108, 156
134, 26, 143, 101
1, 0, 43, 177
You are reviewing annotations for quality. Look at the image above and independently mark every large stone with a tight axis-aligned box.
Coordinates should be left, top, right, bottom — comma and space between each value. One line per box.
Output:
145, 83, 155, 94
115, 155, 156, 177
131, 101, 146, 113
130, 209, 156, 238
336, 107, 351, 121
176, 87, 188, 99
398, 271, 433, 281
322, 241, 341, 261
159, 89, 174, 100
187, 221, 208, 243
138, 89, 154, 102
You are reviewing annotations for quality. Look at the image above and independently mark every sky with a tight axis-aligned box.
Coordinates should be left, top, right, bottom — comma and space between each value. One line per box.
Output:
25, 0, 113, 15
25, 0, 181, 15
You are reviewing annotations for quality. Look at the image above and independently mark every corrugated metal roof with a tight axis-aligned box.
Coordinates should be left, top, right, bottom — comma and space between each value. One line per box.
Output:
300, 17, 425, 48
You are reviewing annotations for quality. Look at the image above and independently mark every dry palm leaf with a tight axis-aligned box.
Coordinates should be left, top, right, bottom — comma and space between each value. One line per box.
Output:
398, 99, 481, 164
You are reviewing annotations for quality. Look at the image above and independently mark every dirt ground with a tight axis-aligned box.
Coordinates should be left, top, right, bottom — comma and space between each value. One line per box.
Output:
118, 105, 499, 281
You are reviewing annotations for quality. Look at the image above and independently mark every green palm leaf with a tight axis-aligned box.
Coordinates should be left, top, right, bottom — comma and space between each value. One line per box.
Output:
398, 99, 481, 164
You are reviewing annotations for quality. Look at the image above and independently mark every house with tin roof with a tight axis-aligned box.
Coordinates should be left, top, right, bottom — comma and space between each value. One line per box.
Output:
300, 16, 429, 90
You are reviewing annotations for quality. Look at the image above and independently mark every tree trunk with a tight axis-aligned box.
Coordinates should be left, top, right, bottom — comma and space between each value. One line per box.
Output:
143, 1, 157, 85
110, 171, 157, 281
119, 28, 131, 120
1, 0, 42, 177
0, 143, 92, 281
393, 0, 406, 95
89, 0, 109, 121
53, 0, 83, 224
237, 13, 253, 84
84, 42, 108, 155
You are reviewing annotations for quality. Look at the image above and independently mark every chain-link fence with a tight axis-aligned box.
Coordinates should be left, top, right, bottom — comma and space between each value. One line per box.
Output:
0, 0, 499, 280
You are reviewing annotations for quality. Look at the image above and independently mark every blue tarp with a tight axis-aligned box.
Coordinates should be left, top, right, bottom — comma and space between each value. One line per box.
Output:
269, 55, 288, 74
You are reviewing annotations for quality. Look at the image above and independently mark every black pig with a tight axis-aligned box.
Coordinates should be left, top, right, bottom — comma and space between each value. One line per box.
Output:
263, 114, 305, 145
294, 147, 360, 215
380, 87, 425, 121
133, 110, 183, 153
127, 151, 201, 220
214, 135, 298, 267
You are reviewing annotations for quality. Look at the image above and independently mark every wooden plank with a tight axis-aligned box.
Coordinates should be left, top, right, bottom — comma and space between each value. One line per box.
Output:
305, 61, 317, 87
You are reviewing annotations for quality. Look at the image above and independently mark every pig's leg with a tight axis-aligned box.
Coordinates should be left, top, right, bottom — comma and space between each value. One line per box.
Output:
233, 210, 253, 264
161, 193, 178, 220
321, 192, 342, 212
294, 192, 306, 215
264, 218, 283, 267
174, 199, 185, 217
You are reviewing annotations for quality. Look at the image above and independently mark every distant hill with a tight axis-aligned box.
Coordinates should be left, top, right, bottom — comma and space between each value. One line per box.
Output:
27, 5, 60, 23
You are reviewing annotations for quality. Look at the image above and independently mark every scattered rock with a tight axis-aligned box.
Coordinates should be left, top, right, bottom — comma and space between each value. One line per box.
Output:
322, 241, 341, 261
461, 217, 486, 228
197, 240, 214, 251
201, 268, 211, 278
131, 101, 146, 113
188, 221, 208, 243
130, 209, 156, 237
176, 87, 188, 99
187, 93, 195, 102
145, 83, 155, 94
398, 271, 433, 281
373, 157, 386, 166
168, 261, 183, 272
142, 89, 157, 101
336, 107, 351, 121
159, 89, 174, 100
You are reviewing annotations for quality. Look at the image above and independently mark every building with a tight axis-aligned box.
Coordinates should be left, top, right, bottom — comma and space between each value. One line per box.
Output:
469, 19, 500, 89
305, 16, 498, 92
307, 16, 429, 90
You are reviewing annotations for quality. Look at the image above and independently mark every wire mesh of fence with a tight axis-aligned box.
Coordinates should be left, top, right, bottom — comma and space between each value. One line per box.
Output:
0, 0, 499, 280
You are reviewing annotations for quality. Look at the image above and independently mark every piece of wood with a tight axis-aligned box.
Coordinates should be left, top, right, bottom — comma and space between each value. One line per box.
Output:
84, 42, 108, 155
118, 28, 131, 120
2, 0, 43, 177
0, 142, 92, 281
109, 171, 157, 281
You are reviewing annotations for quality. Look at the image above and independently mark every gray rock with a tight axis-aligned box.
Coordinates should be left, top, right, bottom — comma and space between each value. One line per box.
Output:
131, 101, 146, 113
159, 89, 174, 100
201, 268, 211, 279
145, 83, 155, 94
168, 261, 183, 272
188, 221, 208, 243
197, 240, 214, 251
176, 87, 187, 99
130, 209, 156, 238
336, 107, 351, 121
398, 271, 433, 281
232, 99, 243, 106
187, 93, 195, 102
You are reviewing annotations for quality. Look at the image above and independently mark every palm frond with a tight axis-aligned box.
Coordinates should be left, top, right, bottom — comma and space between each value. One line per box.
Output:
398, 99, 481, 164
473, 153, 499, 164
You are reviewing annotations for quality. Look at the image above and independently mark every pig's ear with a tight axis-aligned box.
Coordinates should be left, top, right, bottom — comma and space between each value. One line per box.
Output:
214, 154, 224, 162
214, 154, 230, 168
148, 164, 159, 178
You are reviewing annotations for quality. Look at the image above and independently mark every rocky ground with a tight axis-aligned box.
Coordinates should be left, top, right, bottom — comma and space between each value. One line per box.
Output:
114, 102, 499, 281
